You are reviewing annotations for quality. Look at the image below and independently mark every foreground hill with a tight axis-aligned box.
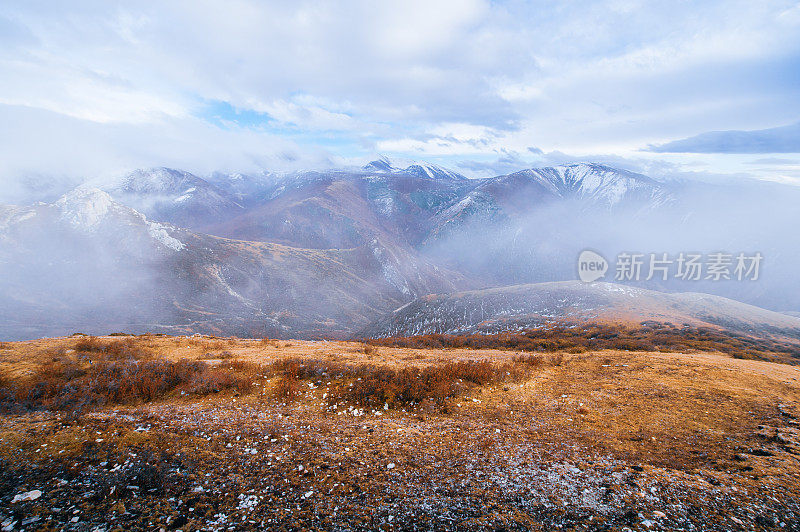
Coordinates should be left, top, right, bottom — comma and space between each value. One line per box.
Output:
360, 281, 800, 340
1, 335, 799, 529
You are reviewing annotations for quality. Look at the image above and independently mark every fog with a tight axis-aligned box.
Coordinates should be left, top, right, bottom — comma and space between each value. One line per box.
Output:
1, 168, 799, 341
421, 178, 800, 313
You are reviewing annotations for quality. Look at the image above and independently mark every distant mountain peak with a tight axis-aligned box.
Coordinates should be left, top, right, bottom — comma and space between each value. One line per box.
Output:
363, 157, 395, 173
118, 167, 207, 194
363, 157, 466, 181
503, 162, 670, 208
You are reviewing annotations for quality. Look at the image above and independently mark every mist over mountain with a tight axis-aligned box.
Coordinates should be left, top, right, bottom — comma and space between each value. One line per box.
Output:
1, 159, 798, 340
360, 281, 800, 339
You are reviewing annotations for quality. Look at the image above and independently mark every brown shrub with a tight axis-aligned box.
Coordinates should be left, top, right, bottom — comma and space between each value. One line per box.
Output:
363, 323, 800, 361
327, 357, 545, 410
73, 336, 150, 361
1, 356, 253, 413
271, 358, 347, 380
199, 350, 235, 360
363, 343, 378, 356
273, 374, 299, 399
189, 367, 252, 395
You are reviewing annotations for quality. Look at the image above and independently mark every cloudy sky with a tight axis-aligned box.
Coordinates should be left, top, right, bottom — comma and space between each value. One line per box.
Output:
1, 0, 799, 199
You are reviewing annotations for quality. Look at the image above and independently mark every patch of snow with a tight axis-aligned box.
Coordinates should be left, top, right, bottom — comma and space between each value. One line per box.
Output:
147, 221, 185, 251
56, 187, 114, 227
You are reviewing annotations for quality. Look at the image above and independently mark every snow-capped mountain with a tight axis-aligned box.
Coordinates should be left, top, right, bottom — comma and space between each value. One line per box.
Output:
433, 163, 671, 228
1, 187, 186, 252
105, 167, 244, 229
519, 163, 671, 208
362, 157, 467, 181
206, 171, 280, 207
0, 185, 465, 340
3, 159, 799, 340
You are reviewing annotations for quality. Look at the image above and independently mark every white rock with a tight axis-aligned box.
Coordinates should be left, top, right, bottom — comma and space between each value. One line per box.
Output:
11, 490, 42, 503
387, 463, 396, 469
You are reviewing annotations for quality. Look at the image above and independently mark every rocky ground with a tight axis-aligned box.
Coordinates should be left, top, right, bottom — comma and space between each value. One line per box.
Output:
1, 337, 800, 531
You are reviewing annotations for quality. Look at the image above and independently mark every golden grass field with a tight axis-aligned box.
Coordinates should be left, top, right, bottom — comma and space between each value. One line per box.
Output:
1, 334, 799, 530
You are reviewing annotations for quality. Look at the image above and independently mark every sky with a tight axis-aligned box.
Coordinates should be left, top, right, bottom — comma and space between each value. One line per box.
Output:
1, 0, 800, 201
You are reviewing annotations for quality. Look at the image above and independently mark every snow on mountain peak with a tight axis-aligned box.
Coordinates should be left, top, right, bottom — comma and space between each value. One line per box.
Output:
55, 187, 115, 227
53, 186, 186, 250
120, 167, 200, 193
363, 157, 465, 181
518, 163, 668, 208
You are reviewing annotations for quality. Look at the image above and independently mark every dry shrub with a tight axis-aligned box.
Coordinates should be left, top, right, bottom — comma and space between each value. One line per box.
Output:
327, 356, 545, 410
0, 342, 11, 350
199, 350, 235, 360
273, 374, 299, 399
224, 360, 261, 377
73, 336, 151, 361
271, 358, 347, 380
189, 338, 228, 350
189, 367, 252, 395
1, 357, 255, 413
0, 370, 13, 406
364, 323, 800, 362
265, 355, 547, 409
363, 343, 378, 356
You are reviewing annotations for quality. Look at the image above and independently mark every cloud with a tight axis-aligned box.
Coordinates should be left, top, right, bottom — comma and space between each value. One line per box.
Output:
1, 0, 799, 188
0, 103, 336, 203
648, 122, 800, 154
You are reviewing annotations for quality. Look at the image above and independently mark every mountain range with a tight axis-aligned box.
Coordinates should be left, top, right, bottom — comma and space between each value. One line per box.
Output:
1, 159, 798, 340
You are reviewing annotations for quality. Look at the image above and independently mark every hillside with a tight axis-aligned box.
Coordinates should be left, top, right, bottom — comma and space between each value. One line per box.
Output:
2, 161, 800, 340
360, 281, 800, 341
0, 188, 466, 340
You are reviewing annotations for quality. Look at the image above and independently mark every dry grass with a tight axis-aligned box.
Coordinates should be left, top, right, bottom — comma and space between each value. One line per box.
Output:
1, 334, 800, 529
365, 322, 800, 363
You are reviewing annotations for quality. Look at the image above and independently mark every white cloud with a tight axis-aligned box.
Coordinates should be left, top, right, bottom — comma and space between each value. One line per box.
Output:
0, 0, 798, 190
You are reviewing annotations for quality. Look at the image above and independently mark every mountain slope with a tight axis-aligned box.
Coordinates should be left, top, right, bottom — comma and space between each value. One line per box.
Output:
202, 168, 478, 249
425, 163, 671, 244
105, 167, 244, 229
359, 281, 800, 339
0, 188, 467, 340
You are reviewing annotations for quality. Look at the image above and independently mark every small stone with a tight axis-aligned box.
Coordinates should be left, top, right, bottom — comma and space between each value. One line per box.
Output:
11, 490, 42, 503
387, 463, 396, 469
653, 511, 666, 519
